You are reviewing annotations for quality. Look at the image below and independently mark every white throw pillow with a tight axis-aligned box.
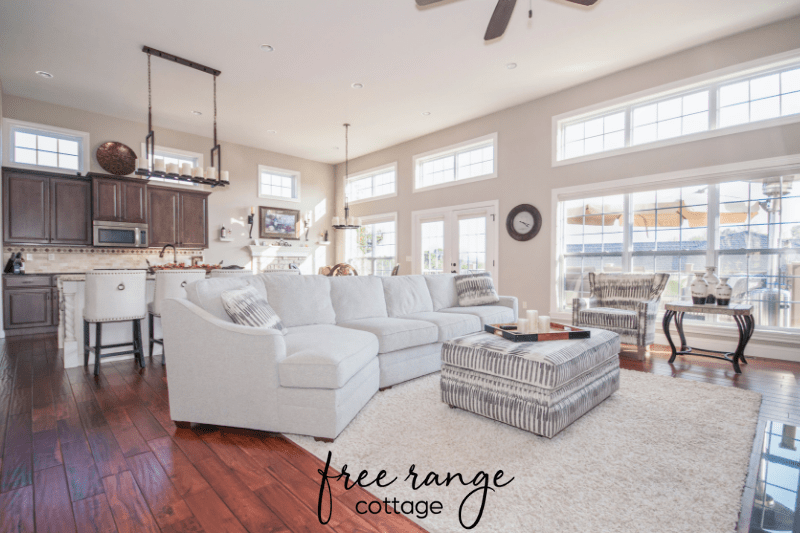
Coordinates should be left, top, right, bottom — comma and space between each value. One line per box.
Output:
454, 272, 500, 307
221, 286, 287, 334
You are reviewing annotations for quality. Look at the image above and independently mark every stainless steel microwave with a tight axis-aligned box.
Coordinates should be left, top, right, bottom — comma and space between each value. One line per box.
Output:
93, 221, 149, 248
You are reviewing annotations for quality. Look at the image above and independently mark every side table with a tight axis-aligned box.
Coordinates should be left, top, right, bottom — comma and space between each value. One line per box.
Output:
662, 301, 754, 373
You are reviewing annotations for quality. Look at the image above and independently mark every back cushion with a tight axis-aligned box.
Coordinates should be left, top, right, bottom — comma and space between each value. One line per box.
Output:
382, 275, 434, 317
185, 276, 262, 322
262, 275, 336, 327
424, 274, 459, 311
330, 276, 388, 322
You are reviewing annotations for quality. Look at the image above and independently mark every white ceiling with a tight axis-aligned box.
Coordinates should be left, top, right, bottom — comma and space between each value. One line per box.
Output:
2, 0, 800, 164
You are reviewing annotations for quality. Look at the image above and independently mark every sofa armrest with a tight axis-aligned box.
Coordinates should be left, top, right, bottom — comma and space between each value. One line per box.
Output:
635, 299, 661, 346
160, 298, 287, 429
497, 296, 518, 321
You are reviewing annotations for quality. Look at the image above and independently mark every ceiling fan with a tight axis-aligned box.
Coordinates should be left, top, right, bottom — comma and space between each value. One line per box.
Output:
416, 0, 599, 41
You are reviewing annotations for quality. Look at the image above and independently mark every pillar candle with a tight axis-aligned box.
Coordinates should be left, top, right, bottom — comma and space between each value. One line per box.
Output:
332, 216, 340, 226
516, 318, 529, 334
206, 167, 216, 181
221, 170, 229, 182
526, 310, 538, 333
153, 159, 166, 173
166, 162, 179, 174
180, 162, 192, 176
192, 167, 203, 178
538, 316, 551, 334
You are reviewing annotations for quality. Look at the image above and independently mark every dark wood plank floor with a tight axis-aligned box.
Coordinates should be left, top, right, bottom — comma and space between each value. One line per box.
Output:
1, 335, 797, 532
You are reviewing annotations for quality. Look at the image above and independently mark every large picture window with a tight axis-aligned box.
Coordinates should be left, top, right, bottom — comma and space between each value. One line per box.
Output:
345, 214, 397, 276
557, 175, 799, 332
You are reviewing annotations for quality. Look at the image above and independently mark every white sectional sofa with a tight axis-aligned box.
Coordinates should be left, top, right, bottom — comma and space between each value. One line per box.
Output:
160, 273, 517, 440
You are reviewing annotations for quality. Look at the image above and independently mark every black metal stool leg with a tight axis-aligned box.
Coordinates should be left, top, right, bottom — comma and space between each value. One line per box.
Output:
148, 313, 155, 362
83, 320, 90, 366
94, 323, 102, 376
134, 319, 144, 368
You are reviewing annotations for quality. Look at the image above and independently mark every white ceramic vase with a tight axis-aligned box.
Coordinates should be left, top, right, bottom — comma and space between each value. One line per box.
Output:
691, 273, 709, 305
703, 266, 720, 304
716, 277, 733, 306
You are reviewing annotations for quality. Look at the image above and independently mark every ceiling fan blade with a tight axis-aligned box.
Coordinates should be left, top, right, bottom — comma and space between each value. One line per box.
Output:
416, 0, 445, 5
564, 0, 598, 5
484, 0, 517, 41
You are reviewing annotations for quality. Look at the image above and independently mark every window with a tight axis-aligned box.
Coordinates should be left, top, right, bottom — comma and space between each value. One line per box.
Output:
140, 144, 203, 186
258, 165, 300, 202
345, 163, 397, 203
345, 214, 397, 276
414, 133, 497, 191
557, 174, 800, 333
554, 51, 800, 165
421, 220, 445, 274
3, 119, 89, 173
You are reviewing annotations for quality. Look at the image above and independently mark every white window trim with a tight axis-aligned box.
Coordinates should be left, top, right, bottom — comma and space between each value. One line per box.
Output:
257, 164, 301, 203
552, 48, 800, 167
346, 162, 398, 205
345, 212, 398, 275
549, 153, 800, 351
139, 143, 204, 189
2, 118, 90, 175
413, 133, 498, 193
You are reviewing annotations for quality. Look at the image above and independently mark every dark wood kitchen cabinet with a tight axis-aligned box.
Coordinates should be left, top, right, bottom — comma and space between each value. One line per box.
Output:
147, 186, 209, 248
91, 174, 147, 224
3, 275, 58, 336
3, 168, 91, 245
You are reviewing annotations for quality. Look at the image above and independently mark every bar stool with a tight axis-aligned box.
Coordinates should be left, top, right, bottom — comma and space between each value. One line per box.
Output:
83, 270, 147, 376
149, 269, 206, 365
209, 269, 253, 277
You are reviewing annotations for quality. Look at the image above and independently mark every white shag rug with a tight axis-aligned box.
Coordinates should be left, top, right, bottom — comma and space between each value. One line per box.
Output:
288, 369, 762, 533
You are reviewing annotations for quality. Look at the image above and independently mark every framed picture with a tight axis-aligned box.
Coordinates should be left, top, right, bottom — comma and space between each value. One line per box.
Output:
259, 206, 300, 240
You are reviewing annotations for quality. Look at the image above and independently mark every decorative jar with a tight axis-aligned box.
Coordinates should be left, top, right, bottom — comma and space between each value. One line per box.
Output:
691, 273, 709, 305
703, 266, 720, 304
716, 278, 733, 306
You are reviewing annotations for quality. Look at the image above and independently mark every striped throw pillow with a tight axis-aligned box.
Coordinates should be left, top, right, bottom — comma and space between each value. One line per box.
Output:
454, 272, 500, 307
221, 286, 287, 335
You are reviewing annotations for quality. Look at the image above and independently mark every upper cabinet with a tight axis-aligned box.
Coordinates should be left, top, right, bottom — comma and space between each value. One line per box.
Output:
148, 186, 209, 249
91, 175, 147, 224
3, 169, 91, 246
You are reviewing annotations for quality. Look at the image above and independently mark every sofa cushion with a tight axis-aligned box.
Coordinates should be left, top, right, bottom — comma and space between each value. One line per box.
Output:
262, 275, 336, 327
330, 276, 388, 323
439, 305, 514, 327
337, 317, 438, 354
220, 286, 287, 334
424, 274, 459, 311
454, 272, 500, 306
401, 312, 481, 342
382, 275, 434, 317
185, 276, 262, 323
279, 325, 379, 389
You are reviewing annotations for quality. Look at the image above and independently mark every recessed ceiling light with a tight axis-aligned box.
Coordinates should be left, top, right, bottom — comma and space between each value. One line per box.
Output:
507, 63, 517, 70
260, 44, 274, 52
192, 110, 202, 116
35, 71, 53, 78
422, 111, 431, 116
267, 130, 277, 134
351, 82, 364, 89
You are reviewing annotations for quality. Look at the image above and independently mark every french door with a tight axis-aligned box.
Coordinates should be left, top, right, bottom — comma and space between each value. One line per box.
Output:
413, 201, 499, 283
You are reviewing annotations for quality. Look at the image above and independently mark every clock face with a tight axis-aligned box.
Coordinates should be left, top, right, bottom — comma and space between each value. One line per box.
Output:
513, 211, 535, 234
506, 204, 542, 242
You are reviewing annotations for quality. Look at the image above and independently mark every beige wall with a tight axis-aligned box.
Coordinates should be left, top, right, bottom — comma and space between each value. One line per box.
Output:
335, 16, 800, 313
2, 95, 336, 270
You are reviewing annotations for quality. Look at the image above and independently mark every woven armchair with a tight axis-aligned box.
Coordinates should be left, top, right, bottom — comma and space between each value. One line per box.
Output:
572, 272, 670, 359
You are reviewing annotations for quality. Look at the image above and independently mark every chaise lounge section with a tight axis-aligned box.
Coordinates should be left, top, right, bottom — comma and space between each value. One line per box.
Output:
160, 272, 517, 440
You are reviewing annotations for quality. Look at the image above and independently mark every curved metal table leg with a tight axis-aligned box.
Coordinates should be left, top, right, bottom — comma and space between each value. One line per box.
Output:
663, 310, 678, 364
675, 311, 689, 352
731, 315, 746, 374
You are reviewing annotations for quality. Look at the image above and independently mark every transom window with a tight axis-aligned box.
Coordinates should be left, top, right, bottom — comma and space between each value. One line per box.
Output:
557, 174, 799, 333
414, 134, 497, 191
555, 53, 800, 164
3, 119, 88, 173
258, 165, 300, 202
345, 164, 397, 203
345, 214, 397, 276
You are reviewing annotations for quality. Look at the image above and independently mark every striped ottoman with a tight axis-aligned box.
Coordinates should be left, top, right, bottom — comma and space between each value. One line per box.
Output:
441, 329, 620, 438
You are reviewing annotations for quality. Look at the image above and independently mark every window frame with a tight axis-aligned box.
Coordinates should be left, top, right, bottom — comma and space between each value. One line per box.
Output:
257, 164, 301, 203
413, 133, 498, 193
552, 48, 800, 167
345, 162, 398, 205
2, 118, 90, 175
140, 143, 204, 188
344, 212, 398, 276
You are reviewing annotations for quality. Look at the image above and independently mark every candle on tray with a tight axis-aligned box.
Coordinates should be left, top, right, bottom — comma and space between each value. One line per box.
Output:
206, 167, 216, 181
538, 316, 551, 334
526, 310, 538, 333
332, 216, 340, 226
180, 162, 192, 176
191, 167, 201, 178
166, 162, 179, 174
517, 318, 529, 334
221, 170, 229, 182
135, 158, 147, 171
153, 159, 166, 173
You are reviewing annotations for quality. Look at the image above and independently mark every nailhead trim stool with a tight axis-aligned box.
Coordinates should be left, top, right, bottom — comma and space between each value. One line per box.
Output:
149, 270, 206, 365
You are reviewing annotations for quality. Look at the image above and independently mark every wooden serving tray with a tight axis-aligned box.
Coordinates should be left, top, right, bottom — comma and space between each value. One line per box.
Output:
484, 322, 591, 342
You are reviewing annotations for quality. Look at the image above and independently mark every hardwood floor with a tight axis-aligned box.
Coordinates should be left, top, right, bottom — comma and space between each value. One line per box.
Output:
0, 335, 797, 532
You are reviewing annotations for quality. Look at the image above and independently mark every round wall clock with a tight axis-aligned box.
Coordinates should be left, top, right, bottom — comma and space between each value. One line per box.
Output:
506, 204, 542, 241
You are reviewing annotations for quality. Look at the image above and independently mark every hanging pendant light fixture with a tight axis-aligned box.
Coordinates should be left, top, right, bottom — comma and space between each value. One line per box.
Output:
333, 123, 361, 230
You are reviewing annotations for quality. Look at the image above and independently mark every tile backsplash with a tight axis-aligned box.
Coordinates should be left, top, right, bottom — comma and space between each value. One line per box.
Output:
3, 247, 203, 273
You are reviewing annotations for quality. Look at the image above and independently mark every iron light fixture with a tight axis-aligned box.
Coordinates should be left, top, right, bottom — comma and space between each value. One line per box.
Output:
333, 124, 361, 230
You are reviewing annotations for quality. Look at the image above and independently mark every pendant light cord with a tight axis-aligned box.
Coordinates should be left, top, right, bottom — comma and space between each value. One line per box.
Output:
213, 75, 217, 147
147, 53, 152, 132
